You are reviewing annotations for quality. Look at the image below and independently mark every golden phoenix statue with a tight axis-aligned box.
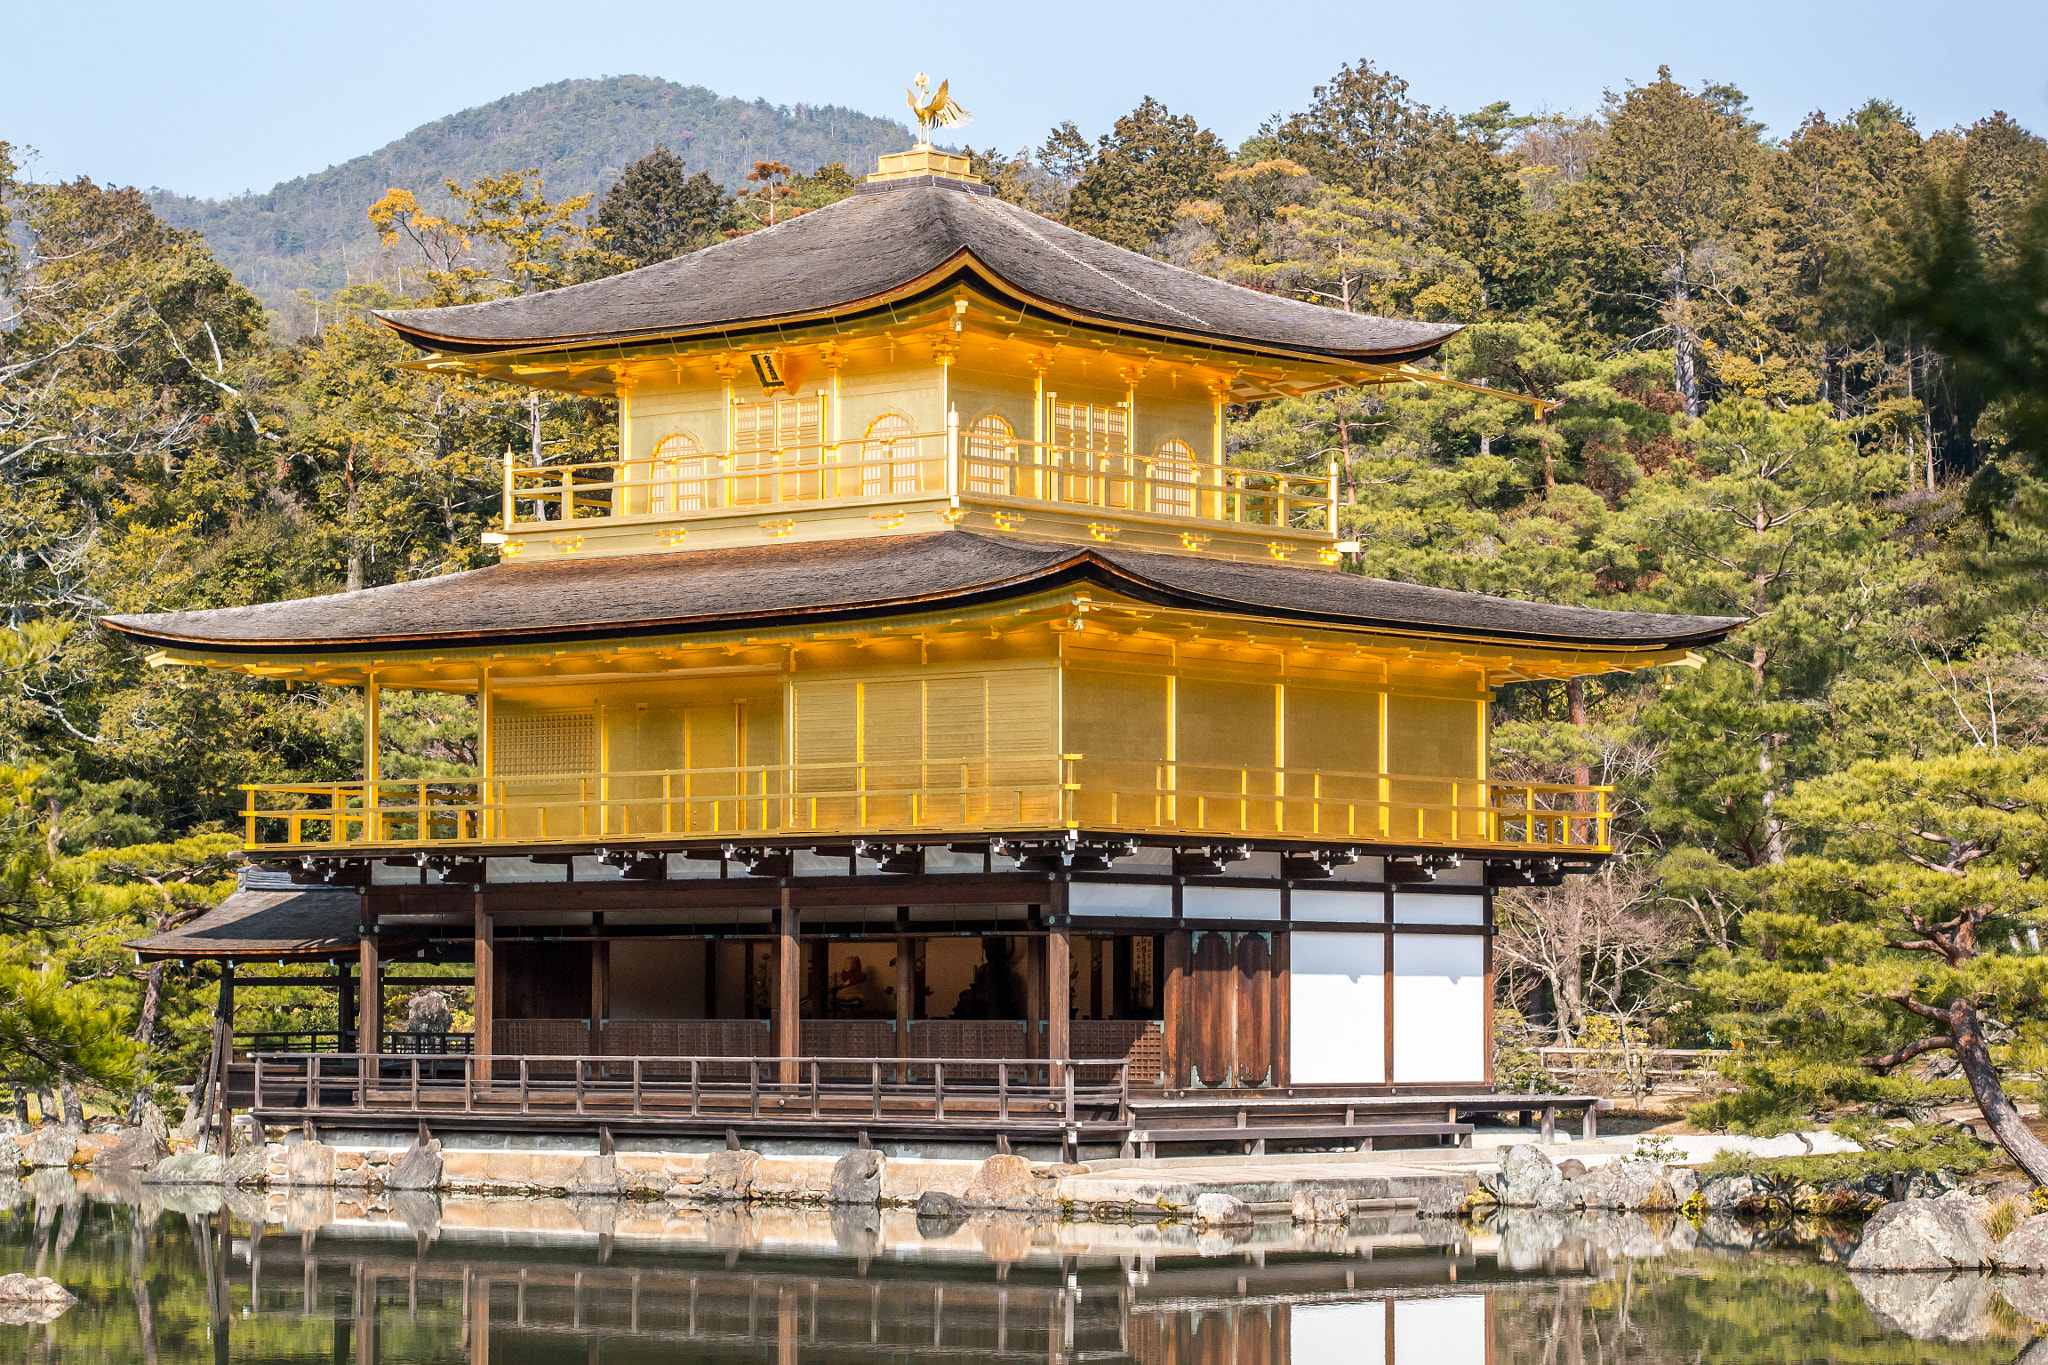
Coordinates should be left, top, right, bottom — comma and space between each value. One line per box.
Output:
905, 73, 970, 145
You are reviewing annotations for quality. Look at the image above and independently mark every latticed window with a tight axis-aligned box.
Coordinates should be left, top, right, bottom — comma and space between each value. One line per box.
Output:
1151, 437, 1196, 517
494, 712, 596, 778
649, 432, 707, 514
964, 414, 1014, 496
1052, 401, 1128, 504
731, 395, 820, 504
1052, 401, 1127, 458
861, 413, 920, 496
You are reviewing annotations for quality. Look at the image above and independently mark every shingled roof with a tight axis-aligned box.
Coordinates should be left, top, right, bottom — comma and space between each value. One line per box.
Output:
376, 180, 1460, 363
102, 532, 1741, 654
128, 886, 369, 961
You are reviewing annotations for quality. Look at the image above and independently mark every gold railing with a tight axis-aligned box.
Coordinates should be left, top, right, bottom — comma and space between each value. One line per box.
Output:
241, 758, 1610, 852
502, 432, 1335, 533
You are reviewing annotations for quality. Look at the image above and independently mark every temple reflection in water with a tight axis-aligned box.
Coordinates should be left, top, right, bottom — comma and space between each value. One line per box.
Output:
16, 1181, 2036, 1364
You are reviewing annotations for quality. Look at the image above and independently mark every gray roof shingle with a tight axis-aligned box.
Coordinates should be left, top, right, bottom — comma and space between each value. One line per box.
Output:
128, 887, 367, 960
376, 182, 1460, 362
103, 532, 1740, 653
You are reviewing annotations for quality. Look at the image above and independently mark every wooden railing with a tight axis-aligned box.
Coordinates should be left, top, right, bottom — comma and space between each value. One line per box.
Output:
503, 431, 1335, 534
241, 757, 1612, 852
249, 1053, 1132, 1136
235, 1031, 474, 1056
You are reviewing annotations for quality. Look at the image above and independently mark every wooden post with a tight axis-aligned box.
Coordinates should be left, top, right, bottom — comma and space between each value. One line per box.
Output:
590, 920, 609, 1057
1272, 931, 1291, 1088
217, 965, 236, 1158
360, 911, 381, 1059
1162, 929, 1191, 1089
472, 901, 493, 1061
895, 908, 913, 1061
1047, 928, 1071, 1076
775, 888, 800, 1085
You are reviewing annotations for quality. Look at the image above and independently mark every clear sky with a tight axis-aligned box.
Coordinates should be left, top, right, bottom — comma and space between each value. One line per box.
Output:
8, 0, 2044, 199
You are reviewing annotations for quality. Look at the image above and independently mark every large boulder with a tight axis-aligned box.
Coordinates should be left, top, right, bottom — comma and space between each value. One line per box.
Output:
1412, 1178, 1470, 1219
225, 1149, 269, 1187
829, 1149, 883, 1206
285, 1141, 337, 1187
697, 1149, 762, 1201
385, 1140, 444, 1192
0, 1273, 75, 1327
1291, 1189, 1347, 1225
142, 1152, 226, 1185
18, 1127, 76, 1170
915, 1189, 964, 1218
405, 991, 453, 1037
1488, 1145, 1563, 1207
963, 1154, 1050, 1210
1576, 1161, 1689, 1211
1995, 1214, 2048, 1271
564, 1154, 621, 1197
94, 1110, 171, 1174
1193, 1193, 1252, 1226
1846, 1197, 1995, 1271
1698, 1172, 1784, 1215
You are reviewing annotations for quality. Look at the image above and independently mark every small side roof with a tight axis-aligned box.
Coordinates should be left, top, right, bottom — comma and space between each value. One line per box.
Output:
102, 531, 1742, 655
128, 886, 368, 961
375, 181, 1460, 364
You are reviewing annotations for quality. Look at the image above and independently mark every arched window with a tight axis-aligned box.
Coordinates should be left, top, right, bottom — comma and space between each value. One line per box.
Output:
862, 413, 919, 497
1150, 437, 1197, 518
649, 432, 707, 514
965, 414, 1015, 496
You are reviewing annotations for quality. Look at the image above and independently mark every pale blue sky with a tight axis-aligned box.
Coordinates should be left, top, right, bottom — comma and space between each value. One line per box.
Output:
8, 0, 2044, 199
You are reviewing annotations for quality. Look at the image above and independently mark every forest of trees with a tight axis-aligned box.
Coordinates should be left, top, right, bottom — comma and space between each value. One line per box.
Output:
4, 60, 2048, 1165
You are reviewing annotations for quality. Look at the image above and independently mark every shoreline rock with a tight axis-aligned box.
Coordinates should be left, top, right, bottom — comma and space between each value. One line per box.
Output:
1846, 1198, 1994, 1272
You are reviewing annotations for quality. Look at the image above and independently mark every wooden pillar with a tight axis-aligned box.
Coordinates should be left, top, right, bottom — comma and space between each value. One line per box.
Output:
894, 908, 913, 1060
1162, 929, 1191, 1089
774, 888, 800, 1084
1047, 928, 1071, 1066
217, 965, 236, 1158
359, 909, 381, 1058
589, 919, 609, 1056
472, 902, 493, 1060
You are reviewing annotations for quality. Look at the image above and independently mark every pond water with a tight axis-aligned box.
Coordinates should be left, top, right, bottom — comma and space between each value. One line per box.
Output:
2, 1172, 2043, 1363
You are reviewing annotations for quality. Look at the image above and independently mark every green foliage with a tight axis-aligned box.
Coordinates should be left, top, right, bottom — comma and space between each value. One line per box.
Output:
1701, 1121, 1997, 1182
1064, 97, 1230, 251
591, 144, 736, 269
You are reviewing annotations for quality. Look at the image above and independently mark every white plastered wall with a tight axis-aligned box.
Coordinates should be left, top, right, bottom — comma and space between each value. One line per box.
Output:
1391, 935, 1486, 1084
1288, 932, 1384, 1084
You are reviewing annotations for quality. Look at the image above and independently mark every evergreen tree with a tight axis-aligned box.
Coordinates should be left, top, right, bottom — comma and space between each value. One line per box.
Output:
1064, 98, 1229, 252
591, 144, 734, 270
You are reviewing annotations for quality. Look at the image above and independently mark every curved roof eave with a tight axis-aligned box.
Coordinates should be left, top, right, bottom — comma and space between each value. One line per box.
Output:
377, 252, 1461, 370
101, 539, 1744, 658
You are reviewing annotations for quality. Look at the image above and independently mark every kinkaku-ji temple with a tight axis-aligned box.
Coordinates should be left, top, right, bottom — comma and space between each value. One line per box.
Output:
106, 123, 1739, 1161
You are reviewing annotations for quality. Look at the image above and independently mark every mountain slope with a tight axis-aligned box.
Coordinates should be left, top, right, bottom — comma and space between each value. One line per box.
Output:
150, 76, 912, 316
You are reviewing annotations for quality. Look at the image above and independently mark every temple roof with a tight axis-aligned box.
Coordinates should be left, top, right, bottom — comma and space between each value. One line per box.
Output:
103, 532, 1742, 655
376, 181, 1461, 362
128, 885, 375, 961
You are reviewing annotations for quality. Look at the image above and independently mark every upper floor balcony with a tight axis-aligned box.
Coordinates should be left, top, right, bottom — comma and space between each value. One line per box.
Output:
490, 422, 1343, 564
240, 756, 1612, 857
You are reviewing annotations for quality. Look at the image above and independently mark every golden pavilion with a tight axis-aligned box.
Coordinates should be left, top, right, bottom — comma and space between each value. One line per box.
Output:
112, 135, 1737, 1157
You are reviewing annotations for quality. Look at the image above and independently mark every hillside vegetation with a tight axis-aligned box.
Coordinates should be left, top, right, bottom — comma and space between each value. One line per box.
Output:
148, 75, 910, 313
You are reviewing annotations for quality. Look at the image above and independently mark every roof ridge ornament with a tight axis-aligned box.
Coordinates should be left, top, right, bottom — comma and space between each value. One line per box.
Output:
905, 74, 970, 146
